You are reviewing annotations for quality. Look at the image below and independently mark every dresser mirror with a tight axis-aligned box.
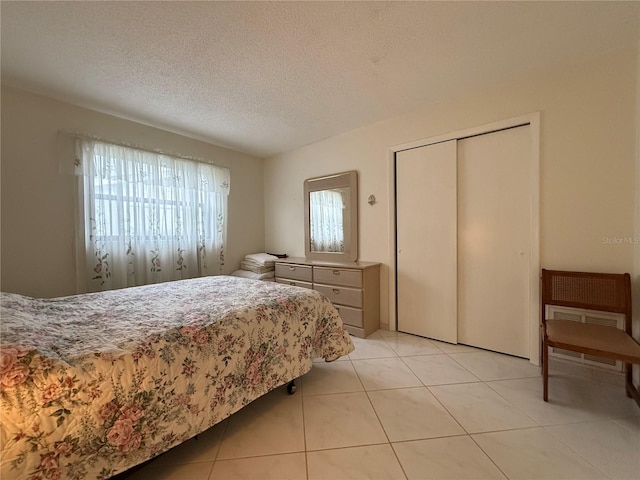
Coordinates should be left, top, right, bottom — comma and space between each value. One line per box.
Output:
304, 170, 358, 261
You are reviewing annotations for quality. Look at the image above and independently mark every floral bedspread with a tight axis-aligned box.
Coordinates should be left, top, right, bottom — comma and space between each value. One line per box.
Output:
0, 276, 354, 480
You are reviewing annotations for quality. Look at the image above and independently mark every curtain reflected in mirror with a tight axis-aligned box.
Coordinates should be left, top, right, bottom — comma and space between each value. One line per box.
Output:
304, 170, 358, 261
309, 188, 347, 252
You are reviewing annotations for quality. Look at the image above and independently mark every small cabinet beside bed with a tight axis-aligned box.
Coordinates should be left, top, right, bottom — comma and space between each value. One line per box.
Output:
275, 258, 380, 338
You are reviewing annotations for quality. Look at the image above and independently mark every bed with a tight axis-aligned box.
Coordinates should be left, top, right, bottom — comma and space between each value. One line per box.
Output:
0, 276, 354, 480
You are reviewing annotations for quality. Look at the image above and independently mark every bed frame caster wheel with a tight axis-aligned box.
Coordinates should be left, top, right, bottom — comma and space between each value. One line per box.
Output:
287, 380, 297, 395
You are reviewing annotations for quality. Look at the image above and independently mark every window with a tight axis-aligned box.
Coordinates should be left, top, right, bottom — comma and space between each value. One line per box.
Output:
75, 139, 230, 292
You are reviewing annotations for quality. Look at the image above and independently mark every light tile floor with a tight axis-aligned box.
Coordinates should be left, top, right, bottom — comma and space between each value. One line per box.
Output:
118, 330, 640, 480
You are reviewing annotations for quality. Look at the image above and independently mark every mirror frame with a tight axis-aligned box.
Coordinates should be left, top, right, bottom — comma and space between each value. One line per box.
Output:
304, 170, 358, 262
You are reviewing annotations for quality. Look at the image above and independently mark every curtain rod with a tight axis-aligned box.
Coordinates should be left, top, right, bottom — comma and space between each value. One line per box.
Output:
58, 129, 227, 169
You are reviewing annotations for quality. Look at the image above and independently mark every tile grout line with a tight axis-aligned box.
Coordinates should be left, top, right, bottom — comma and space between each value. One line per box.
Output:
212, 419, 230, 464
378, 333, 509, 479
467, 432, 513, 480
482, 378, 543, 427
396, 345, 474, 437
349, 351, 411, 480
377, 332, 480, 440
434, 343, 533, 480
541, 421, 621, 480
204, 459, 216, 480
358, 333, 491, 479
300, 378, 310, 480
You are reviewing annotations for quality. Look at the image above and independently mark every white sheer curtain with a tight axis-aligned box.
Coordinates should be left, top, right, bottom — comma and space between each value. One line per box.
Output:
309, 190, 344, 252
75, 139, 230, 292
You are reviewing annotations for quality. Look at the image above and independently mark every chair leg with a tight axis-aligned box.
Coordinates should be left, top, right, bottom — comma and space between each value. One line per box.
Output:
543, 337, 549, 402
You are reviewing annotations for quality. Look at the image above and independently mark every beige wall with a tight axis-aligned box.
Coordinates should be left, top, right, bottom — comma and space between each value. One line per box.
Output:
264, 47, 639, 329
1, 86, 265, 298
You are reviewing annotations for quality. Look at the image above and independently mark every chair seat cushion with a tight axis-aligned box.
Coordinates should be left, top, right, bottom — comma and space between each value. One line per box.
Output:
546, 319, 640, 364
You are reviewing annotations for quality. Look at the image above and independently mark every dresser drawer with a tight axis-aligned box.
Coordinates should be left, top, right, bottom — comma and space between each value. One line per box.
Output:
314, 284, 362, 308
276, 278, 313, 289
313, 266, 362, 288
334, 304, 363, 328
275, 263, 313, 282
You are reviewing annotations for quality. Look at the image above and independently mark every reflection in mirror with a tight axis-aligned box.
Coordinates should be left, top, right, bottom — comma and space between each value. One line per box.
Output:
309, 188, 349, 253
304, 171, 358, 261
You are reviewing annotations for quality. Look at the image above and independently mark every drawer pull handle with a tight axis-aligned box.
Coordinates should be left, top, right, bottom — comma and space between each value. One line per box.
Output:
332, 270, 341, 275
288, 266, 296, 271
333, 288, 340, 294
289, 282, 295, 286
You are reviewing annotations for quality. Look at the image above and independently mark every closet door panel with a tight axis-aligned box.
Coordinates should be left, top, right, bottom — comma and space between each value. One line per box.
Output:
457, 126, 531, 357
396, 140, 457, 343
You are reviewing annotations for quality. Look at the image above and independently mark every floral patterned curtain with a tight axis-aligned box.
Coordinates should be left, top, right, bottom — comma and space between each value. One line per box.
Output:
75, 139, 230, 292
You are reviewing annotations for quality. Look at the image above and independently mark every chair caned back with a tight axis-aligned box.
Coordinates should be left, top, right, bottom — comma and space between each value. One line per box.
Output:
541, 269, 632, 333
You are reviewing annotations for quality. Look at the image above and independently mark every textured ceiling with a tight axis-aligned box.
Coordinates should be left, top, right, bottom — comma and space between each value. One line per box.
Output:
1, 1, 639, 157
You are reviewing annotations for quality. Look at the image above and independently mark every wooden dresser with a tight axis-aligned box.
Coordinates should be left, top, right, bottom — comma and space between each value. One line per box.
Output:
275, 257, 380, 338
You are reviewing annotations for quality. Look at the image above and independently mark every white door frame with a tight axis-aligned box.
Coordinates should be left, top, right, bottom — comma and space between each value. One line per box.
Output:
387, 112, 541, 365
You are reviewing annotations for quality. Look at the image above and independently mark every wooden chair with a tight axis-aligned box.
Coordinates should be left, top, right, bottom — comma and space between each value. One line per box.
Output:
541, 269, 640, 407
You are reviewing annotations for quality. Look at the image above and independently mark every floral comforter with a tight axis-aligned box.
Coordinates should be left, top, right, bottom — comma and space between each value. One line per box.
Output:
0, 276, 354, 480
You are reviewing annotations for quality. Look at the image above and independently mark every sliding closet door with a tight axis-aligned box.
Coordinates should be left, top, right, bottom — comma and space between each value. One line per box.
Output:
396, 140, 457, 343
457, 125, 531, 357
